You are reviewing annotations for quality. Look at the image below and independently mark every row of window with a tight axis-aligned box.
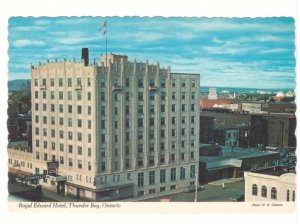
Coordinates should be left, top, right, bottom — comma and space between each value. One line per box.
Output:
35, 133, 91, 147
100, 91, 197, 102
34, 77, 197, 89
98, 151, 196, 172
35, 103, 85, 114
34, 77, 90, 87
252, 184, 296, 201
35, 118, 91, 130
35, 91, 91, 101
111, 78, 196, 88
36, 145, 92, 156
137, 165, 196, 187
35, 153, 92, 170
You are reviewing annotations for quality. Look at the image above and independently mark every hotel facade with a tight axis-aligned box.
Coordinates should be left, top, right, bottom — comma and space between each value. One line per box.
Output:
8, 49, 200, 201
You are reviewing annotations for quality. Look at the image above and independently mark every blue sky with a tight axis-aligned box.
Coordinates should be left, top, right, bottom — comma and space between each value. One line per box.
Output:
8, 17, 295, 89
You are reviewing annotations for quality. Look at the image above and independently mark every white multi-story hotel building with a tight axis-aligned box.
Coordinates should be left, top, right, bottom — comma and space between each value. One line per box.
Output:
8, 49, 200, 201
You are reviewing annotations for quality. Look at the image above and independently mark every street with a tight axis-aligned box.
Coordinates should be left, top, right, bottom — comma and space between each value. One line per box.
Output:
142, 180, 245, 202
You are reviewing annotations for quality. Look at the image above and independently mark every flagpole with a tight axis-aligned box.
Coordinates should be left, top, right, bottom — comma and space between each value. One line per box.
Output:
105, 21, 107, 67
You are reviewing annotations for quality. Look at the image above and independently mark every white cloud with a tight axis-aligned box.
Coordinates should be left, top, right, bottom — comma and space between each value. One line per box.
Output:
13, 39, 45, 47
13, 26, 45, 31
55, 18, 92, 25
35, 20, 50, 25
259, 48, 290, 54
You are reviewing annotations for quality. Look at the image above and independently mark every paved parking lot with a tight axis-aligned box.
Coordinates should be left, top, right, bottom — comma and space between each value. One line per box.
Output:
142, 180, 245, 202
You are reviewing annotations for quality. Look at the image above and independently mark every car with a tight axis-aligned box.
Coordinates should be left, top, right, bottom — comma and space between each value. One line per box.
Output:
183, 185, 205, 193
229, 193, 244, 202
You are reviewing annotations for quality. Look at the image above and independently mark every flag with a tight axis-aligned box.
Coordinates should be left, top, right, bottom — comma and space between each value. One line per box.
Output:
99, 20, 107, 34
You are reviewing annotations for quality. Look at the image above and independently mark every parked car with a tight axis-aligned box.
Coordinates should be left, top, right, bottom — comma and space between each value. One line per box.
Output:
183, 185, 205, 193
229, 193, 244, 202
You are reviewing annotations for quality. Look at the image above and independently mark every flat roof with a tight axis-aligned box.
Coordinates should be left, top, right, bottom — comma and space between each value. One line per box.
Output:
251, 167, 295, 176
200, 145, 279, 162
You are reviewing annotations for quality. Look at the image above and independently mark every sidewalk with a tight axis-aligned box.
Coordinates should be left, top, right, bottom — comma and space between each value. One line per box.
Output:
121, 188, 184, 202
208, 177, 244, 186
41, 189, 84, 202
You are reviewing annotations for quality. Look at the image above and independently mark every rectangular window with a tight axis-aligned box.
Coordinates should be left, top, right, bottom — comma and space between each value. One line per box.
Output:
59, 78, 63, 87
138, 79, 143, 88
171, 79, 176, 87
160, 169, 166, 183
161, 79, 165, 88
88, 106, 92, 115
161, 92, 166, 100
138, 92, 143, 101
68, 118, 72, 127
51, 104, 55, 112
68, 145, 73, 153
161, 117, 165, 126
87, 148, 91, 157
77, 78, 81, 86
59, 118, 63, 125
68, 105, 72, 113
68, 131, 72, 140
190, 165, 195, 178
171, 168, 176, 181
87, 77, 91, 87
68, 91, 72, 100
149, 171, 155, 185
67, 78, 72, 87
59, 143, 64, 152
138, 172, 144, 187
77, 119, 82, 128
191, 79, 195, 87
59, 104, 63, 113
68, 158, 73, 167
101, 92, 105, 101
50, 91, 54, 100
59, 91, 63, 100
87, 92, 91, 101
180, 167, 186, 180
50, 78, 54, 86
161, 105, 165, 113
34, 78, 38, 86
77, 105, 82, 114
78, 160, 82, 169
181, 92, 186, 100
78, 133, 82, 141
77, 91, 82, 101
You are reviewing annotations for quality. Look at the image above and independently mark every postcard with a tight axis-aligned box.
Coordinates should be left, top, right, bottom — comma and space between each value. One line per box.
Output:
1, 0, 298, 224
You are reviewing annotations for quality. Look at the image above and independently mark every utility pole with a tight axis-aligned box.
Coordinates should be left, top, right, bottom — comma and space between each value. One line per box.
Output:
194, 172, 198, 202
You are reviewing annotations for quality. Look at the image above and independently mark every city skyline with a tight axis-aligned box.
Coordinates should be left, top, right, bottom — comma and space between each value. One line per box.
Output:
8, 17, 295, 89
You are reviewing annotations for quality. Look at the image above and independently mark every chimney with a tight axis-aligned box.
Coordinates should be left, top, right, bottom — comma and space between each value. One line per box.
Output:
81, 48, 89, 66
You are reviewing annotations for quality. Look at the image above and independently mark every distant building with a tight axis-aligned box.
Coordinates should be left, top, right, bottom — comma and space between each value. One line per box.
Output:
200, 115, 214, 144
7, 100, 20, 141
261, 102, 296, 114
199, 144, 280, 184
244, 167, 296, 202
208, 88, 217, 100
241, 102, 268, 114
200, 99, 232, 110
263, 113, 296, 148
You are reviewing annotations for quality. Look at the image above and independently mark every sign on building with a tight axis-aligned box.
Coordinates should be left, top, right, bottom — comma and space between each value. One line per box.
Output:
47, 161, 59, 175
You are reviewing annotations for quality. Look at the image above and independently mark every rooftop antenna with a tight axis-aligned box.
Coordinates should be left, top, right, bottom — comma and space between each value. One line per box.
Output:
99, 19, 108, 66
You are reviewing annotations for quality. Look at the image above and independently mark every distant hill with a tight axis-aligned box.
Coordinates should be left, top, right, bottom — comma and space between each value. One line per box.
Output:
8, 79, 31, 92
